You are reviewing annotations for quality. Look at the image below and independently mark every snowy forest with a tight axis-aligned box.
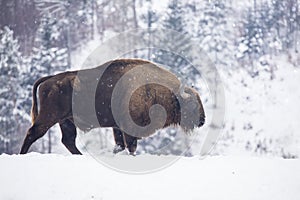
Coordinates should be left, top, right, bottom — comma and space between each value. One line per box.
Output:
0, 0, 299, 158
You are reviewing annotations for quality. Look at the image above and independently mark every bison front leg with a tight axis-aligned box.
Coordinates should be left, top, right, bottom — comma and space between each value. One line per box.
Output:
113, 128, 125, 154
123, 133, 138, 156
59, 119, 82, 155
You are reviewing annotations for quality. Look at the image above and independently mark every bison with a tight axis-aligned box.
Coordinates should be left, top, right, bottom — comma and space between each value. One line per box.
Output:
20, 59, 205, 155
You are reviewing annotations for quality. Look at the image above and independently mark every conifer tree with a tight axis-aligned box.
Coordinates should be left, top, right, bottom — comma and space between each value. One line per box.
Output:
0, 27, 23, 154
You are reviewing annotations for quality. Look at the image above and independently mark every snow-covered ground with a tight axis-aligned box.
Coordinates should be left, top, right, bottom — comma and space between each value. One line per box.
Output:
0, 153, 299, 200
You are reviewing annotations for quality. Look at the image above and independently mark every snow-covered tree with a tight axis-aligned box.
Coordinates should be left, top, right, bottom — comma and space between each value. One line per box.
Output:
236, 0, 299, 77
237, 7, 265, 76
197, 0, 235, 69
0, 26, 23, 154
140, 0, 160, 60
163, 0, 185, 32
153, 0, 192, 69
281, 0, 300, 50
34, 0, 99, 65
32, 14, 68, 75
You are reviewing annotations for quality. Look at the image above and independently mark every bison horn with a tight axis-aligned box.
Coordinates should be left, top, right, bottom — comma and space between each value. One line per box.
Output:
179, 85, 191, 99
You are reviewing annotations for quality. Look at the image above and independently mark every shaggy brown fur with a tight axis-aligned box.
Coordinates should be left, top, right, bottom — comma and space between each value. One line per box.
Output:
20, 59, 205, 155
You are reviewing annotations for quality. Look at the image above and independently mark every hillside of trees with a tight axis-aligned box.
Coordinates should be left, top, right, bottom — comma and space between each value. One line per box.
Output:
0, 0, 299, 157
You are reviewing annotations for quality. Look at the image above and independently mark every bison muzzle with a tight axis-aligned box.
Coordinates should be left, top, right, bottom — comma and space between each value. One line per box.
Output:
20, 59, 205, 155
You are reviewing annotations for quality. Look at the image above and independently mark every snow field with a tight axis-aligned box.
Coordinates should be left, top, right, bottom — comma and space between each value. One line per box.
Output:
0, 153, 299, 200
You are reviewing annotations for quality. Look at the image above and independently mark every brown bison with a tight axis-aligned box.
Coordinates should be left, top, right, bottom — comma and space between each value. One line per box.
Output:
20, 59, 205, 155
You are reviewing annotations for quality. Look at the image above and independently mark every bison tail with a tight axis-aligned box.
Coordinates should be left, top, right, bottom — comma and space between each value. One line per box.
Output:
31, 75, 53, 124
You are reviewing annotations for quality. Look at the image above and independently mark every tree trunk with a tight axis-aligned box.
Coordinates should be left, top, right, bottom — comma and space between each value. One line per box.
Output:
132, 0, 138, 57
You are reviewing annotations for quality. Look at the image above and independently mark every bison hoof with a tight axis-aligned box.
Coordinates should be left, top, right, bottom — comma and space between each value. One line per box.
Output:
113, 144, 125, 154
129, 152, 136, 156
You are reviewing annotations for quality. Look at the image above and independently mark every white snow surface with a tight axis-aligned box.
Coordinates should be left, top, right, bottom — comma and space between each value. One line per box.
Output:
0, 153, 299, 200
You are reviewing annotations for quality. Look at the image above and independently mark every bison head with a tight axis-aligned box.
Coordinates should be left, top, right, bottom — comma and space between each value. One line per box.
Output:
178, 86, 205, 132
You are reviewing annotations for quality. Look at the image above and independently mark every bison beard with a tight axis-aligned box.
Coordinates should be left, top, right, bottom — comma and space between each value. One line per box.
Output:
20, 59, 205, 155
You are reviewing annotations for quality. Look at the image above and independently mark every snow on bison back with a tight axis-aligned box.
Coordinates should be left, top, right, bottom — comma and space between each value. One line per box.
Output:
20, 59, 205, 155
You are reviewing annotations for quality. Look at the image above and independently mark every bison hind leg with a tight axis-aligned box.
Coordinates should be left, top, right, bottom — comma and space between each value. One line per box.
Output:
20, 121, 55, 154
59, 119, 82, 155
